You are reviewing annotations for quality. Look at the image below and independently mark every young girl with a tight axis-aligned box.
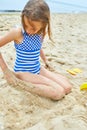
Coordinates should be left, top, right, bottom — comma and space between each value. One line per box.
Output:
0, 0, 72, 100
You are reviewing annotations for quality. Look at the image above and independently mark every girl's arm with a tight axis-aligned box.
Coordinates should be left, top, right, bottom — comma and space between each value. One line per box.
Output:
0, 29, 13, 73
40, 49, 50, 67
40, 49, 54, 70
0, 28, 21, 47
40, 49, 47, 65
0, 53, 8, 72
0, 53, 17, 85
0, 28, 21, 71
0, 29, 17, 70
0, 28, 22, 83
0, 29, 20, 73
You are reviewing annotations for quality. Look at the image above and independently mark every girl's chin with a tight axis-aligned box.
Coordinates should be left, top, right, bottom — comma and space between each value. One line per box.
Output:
27, 32, 35, 35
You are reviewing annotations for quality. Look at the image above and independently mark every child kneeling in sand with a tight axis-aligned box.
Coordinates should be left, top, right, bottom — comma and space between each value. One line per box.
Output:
0, 0, 72, 100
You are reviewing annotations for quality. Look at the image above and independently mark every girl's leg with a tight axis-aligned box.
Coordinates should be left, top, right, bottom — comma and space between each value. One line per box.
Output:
30, 83, 65, 100
39, 66, 72, 94
15, 72, 65, 100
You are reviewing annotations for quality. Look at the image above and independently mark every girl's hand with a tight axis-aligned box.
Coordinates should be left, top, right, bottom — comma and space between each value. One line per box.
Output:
0, 53, 17, 85
3, 68, 18, 86
45, 60, 54, 71
45, 61, 50, 68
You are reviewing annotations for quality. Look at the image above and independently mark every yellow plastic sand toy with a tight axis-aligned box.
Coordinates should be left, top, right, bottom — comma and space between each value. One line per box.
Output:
72, 68, 82, 73
80, 83, 87, 90
67, 68, 82, 75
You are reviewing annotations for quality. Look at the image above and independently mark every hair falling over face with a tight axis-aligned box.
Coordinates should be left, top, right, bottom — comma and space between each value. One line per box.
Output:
21, 0, 52, 40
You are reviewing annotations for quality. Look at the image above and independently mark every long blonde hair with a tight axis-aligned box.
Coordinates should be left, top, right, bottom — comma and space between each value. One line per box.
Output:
21, 0, 51, 40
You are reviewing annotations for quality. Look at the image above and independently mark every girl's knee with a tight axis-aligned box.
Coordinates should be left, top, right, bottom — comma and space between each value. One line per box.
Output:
64, 84, 72, 94
51, 88, 65, 101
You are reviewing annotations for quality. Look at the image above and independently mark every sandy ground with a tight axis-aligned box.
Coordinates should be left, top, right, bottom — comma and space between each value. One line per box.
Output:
0, 13, 87, 130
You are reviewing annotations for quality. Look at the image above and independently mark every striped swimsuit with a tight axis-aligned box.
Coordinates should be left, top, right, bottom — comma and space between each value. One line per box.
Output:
14, 31, 42, 74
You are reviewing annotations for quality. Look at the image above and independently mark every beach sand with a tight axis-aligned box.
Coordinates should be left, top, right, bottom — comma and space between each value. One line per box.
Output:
0, 13, 87, 130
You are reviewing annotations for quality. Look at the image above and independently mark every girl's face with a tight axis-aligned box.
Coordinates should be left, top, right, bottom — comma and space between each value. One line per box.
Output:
23, 16, 43, 34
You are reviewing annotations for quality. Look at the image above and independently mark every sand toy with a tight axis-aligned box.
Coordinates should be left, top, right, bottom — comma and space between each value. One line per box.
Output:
80, 82, 87, 90
67, 68, 82, 75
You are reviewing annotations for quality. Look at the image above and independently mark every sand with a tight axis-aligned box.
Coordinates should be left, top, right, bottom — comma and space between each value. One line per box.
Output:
0, 13, 87, 130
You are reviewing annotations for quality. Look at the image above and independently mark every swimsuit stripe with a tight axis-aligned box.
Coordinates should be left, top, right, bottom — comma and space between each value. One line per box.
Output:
14, 66, 40, 74
16, 48, 40, 54
16, 51, 40, 58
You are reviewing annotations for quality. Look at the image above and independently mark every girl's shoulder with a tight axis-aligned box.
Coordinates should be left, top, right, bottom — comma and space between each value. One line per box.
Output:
12, 26, 22, 34
11, 26, 23, 43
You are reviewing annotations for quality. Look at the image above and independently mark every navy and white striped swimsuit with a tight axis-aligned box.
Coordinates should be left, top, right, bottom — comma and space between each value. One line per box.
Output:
14, 31, 42, 74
